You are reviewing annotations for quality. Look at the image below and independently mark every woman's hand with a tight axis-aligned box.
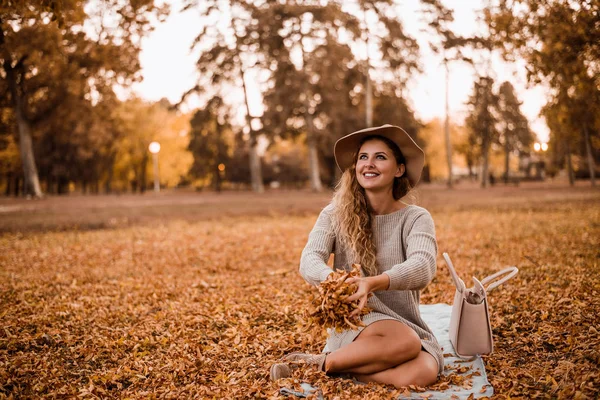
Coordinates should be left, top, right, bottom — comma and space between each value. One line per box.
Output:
345, 274, 390, 318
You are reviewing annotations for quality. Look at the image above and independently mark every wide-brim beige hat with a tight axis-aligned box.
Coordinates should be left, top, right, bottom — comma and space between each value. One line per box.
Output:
334, 124, 425, 187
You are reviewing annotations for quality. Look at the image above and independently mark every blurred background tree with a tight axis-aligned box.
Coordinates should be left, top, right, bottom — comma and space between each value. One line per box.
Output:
496, 81, 534, 183
0, 108, 21, 195
112, 99, 192, 193
488, 0, 599, 186
419, 118, 469, 181
181, 0, 266, 193
187, 96, 233, 192
465, 76, 500, 188
260, 0, 421, 190
1, 0, 598, 196
262, 137, 309, 189
542, 94, 581, 186
0, 0, 167, 197
421, 0, 477, 188
260, 2, 363, 191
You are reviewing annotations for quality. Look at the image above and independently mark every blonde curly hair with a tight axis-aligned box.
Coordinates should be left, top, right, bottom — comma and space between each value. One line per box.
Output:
332, 135, 412, 276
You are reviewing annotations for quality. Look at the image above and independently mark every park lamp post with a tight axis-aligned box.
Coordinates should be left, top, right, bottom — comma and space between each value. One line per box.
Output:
148, 141, 161, 193
533, 142, 548, 180
534, 142, 548, 152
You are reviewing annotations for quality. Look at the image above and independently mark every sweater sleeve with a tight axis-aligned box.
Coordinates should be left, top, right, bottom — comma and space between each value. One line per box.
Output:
383, 210, 438, 291
299, 205, 336, 286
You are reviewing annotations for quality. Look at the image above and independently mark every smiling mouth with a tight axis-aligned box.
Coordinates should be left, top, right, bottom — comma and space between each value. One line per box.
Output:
363, 172, 380, 178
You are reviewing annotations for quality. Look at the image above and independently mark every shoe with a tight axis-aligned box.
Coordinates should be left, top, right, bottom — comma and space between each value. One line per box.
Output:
282, 352, 327, 372
270, 352, 329, 381
270, 362, 292, 380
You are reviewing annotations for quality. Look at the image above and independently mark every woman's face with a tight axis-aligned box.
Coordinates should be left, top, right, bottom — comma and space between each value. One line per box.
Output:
355, 139, 405, 193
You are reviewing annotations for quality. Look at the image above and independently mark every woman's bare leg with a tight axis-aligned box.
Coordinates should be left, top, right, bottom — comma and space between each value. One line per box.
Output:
325, 320, 422, 375
353, 350, 439, 388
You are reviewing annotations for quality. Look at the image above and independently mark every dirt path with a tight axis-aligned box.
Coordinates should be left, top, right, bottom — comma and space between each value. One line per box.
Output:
1, 180, 598, 233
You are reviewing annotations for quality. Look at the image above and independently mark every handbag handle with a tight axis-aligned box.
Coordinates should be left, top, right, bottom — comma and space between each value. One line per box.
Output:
481, 266, 518, 292
443, 253, 465, 293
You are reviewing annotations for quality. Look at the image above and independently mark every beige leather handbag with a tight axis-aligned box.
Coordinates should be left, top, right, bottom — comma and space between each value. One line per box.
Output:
443, 252, 518, 358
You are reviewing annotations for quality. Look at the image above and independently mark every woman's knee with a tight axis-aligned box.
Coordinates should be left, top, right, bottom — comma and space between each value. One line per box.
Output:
357, 320, 422, 364
415, 362, 438, 387
388, 334, 421, 363
389, 352, 439, 388
380, 325, 421, 364
390, 368, 437, 389
412, 351, 439, 387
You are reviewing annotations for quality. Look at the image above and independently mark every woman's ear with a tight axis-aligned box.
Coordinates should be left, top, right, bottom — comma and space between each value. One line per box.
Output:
395, 164, 406, 178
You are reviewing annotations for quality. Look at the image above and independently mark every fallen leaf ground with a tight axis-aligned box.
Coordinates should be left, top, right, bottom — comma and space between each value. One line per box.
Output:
1, 182, 599, 399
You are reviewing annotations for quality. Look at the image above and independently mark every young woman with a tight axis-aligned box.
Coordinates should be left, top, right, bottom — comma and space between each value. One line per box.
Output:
270, 125, 442, 388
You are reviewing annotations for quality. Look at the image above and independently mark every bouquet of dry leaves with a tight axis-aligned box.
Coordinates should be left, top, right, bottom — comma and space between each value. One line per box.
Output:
306, 264, 372, 333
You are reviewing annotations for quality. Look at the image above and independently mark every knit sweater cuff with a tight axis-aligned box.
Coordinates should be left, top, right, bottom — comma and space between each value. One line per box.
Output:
320, 268, 334, 283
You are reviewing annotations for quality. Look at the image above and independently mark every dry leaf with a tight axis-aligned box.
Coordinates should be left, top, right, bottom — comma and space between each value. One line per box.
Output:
304, 264, 371, 332
1, 189, 599, 399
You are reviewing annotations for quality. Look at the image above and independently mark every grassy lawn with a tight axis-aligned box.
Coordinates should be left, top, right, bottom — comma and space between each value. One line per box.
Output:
1, 181, 599, 398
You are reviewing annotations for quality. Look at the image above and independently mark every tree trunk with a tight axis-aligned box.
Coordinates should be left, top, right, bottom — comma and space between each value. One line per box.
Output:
298, 38, 323, 192
363, 7, 373, 128
14, 97, 43, 198
481, 153, 489, 188
481, 135, 490, 188
306, 135, 323, 192
566, 139, 575, 186
365, 71, 373, 128
15, 176, 21, 196
444, 60, 453, 188
304, 109, 322, 191
504, 139, 510, 184
105, 155, 115, 194
327, 157, 341, 188
140, 153, 148, 193
583, 124, 596, 186
240, 67, 264, 193
248, 138, 264, 193
466, 158, 474, 180
57, 176, 69, 194
214, 165, 222, 193
5, 173, 12, 196
4, 62, 43, 198
45, 175, 51, 194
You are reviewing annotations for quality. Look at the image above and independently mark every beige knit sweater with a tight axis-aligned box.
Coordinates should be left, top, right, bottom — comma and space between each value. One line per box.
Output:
299, 203, 443, 374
